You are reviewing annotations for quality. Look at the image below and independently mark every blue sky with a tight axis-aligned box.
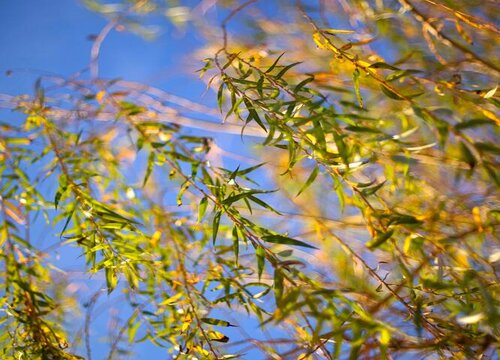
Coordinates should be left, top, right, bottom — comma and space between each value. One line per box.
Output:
0, 0, 209, 94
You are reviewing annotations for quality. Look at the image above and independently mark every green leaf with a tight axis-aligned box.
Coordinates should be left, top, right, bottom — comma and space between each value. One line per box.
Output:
353, 68, 363, 108
369, 62, 399, 70
228, 165, 241, 181
176, 181, 190, 206
265, 52, 286, 73
232, 226, 239, 265
454, 118, 496, 130
119, 101, 145, 115
59, 207, 75, 238
105, 268, 118, 294
380, 85, 405, 100
345, 126, 381, 133
235, 162, 266, 177
247, 195, 281, 215
54, 189, 64, 210
212, 211, 222, 245
243, 98, 267, 132
296, 166, 319, 197
92, 201, 140, 225
262, 234, 317, 249
475, 141, 500, 155
366, 229, 394, 249
294, 76, 314, 93
34, 77, 45, 104
217, 82, 225, 113
459, 142, 476, 169
143, 151, 155, 187
201, 317, 236, 327
198, 196, 208, 223
361, 180, 386, 196
256, 75, 264, 98
222, 189, 276, 206
256, 246, 265, 280
274, 268, 284, 305
386, 69, 422, 82
275, 62, 302, 80
334, 177, 345, 212
388, 214, 422, 226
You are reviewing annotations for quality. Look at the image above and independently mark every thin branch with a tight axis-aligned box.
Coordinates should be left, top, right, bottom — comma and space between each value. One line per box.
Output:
398, 0, 500, 74
90, 19, 118, 80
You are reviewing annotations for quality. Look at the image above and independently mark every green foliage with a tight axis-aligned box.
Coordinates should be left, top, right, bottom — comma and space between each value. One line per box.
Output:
0, 0, 499, 359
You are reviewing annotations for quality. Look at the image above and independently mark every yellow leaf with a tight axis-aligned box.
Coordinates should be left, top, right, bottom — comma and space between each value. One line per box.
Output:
472, 207, 483, 232
312, 32, 339, 55
298, 353, 312, 360
320, 28, 355, 35
151, 230, 161, 247
96, 90, 106, 104
379, 328, 391, 345
457, 312, 484, 325
483, 86, 497, 99
159, 292, 183, 306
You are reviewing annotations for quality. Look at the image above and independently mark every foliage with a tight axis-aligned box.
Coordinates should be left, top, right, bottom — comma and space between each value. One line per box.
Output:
0, 0, 499, 359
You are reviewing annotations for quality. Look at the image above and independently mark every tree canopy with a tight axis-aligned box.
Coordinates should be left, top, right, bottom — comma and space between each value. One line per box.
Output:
0, 0, 499, 359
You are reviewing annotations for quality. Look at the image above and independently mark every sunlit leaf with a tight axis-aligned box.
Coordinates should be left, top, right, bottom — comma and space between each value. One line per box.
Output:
201, 317, 236, 327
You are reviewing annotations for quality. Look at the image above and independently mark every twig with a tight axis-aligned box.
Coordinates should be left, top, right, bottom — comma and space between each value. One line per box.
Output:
90, 19, 118, 80
398, 0, 500, 74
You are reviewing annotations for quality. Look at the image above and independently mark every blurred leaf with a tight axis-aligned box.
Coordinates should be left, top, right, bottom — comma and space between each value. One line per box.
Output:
353, 68, 363, 108
459, 141, 476, 169
274, 269, 284, 305
198, 196, 208, 223
369, 62, 399, 70
262, 234, 317, 249
296, 166, 319, 197
256, 246, 265, 280
380, 85, 405, 100
361, 180, 386, 196
265, 52, 286, 73
455, 118, 496, 130
386, 69, 422, 82
207, 330, 229, 343
366, 229, 394, 249
320, 28, 355, 35
143, 151, 155, 187
275, 62, 302, 80
201, 317, 236, 327
212, 211, 222, 245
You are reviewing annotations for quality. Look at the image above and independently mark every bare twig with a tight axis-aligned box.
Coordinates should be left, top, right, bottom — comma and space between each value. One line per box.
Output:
90, 19, 118, 80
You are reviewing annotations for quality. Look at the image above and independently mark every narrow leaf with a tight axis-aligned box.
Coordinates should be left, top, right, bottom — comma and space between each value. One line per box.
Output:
274, 269, 284, 305
366, 229, 394, 249
142, 151, 155, 187
380, 85, 405, 100
353, 68, 363, 108
201, 317, 236, 327
256, 246, 265, 280
262, 234, 317, 249
296, 166, 319, 197
265, 52, 286, 73
212, 211, 222, 245
198, 197, 208, 223
369, 62, 399, 70
217, 82, 225, 113
275, 62, 302, 80
232, 226, 239, 265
